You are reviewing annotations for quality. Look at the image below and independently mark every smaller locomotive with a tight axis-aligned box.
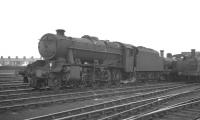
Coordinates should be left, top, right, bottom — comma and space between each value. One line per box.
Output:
172, 49, 200, 81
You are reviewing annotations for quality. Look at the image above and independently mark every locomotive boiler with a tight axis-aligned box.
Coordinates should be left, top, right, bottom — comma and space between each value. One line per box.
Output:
30, 29, 138, 89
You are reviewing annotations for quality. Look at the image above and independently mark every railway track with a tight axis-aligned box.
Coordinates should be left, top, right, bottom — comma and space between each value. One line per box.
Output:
24, 83, 200, 120
127, 93, 200, 120
0, 80, 24, 84
0, 88, 33, 95
0, 83, 188, 113
0, 73, 26, 90
0, 83, 178, 100
0, 83, 29, 90
0, 73, 22, 80
0, 73, 198, 120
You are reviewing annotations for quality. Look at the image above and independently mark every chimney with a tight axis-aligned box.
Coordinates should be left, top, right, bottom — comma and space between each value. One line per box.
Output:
191, 49, 196, 57
56, 29, 65, 36
160, 50, 164, 57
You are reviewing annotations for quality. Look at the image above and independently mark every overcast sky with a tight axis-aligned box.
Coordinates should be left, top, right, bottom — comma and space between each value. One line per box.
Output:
0, 0, 200, 58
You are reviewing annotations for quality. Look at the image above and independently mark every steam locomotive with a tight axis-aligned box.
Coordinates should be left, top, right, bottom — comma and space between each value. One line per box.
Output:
23, 29, 199, 89
170, 49, 200, 82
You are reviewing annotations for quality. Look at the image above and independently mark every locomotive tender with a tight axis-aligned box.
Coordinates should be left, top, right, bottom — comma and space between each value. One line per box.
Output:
136, 47, 164, 81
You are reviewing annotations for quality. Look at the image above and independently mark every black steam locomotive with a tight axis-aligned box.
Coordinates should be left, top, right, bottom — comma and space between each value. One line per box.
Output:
170, 49, 200, 82
23, 29, 199, 89
28, 29, 139, 89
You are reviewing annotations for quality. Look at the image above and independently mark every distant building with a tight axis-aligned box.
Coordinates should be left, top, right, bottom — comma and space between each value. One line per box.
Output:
0, 56, 42, 66
181, 52, 200, 57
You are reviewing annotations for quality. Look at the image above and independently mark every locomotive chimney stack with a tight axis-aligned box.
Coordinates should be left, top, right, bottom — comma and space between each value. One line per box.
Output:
160, 50, 164, 58
56, 29, 65, 36
191, 49, 196, 57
